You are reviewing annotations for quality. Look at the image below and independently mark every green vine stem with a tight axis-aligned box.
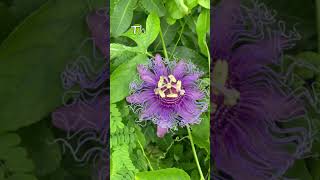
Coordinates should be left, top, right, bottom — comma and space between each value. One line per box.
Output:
187, 125, 205, 180
159, 28, 169, 59
137, 138, 154, 171
169, 20, 186, 59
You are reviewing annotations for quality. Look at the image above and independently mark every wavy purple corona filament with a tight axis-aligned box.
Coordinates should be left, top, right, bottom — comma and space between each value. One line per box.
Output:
127, 54, 207, 137
211, 0, 312, 179
51, 9, 109, 180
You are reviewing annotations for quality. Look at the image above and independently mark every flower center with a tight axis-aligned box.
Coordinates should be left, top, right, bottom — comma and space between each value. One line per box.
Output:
154, 74, 185, 98
213, 60, 240, 106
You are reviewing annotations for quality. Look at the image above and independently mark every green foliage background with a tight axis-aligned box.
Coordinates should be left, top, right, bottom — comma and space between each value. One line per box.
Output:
110, 0, 210, 179
0, 0, 319, 179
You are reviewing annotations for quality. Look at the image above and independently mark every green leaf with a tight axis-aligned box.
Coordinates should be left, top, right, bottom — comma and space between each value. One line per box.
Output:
18, 120, 61, 176
135, 168, 191, 180
110, 54, 147, 103
6, 174, 37, 180
191, 114, 209, 152
110, 103, 124, 134
123, 12, 160, 50
198, 0, 210, 9
306, 158, 320, 179
196, 9, 209, 56
140, 0, 166, 17
110, 43, 144, 59
0, 133, 20, 155
0, 0, 106, 133
185, 0, 198, 9
166, 0, 187, 20
154, 18, 180, 50
9, 0, 48, 20
135, 125, 146, 148
284, 160, 313, 180
111, 0, 137, 37
0, 133, 37, 179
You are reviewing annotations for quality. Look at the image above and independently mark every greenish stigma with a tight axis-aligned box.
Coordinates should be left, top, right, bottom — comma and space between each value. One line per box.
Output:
213, 60, 240, 106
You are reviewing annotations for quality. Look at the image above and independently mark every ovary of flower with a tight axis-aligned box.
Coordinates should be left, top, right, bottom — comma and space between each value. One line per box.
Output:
154, 75, 185, 98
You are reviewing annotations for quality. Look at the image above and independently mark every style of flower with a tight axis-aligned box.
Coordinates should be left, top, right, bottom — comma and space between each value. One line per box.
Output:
52, 9, 109, 180
126, 55, 207, 137
211, 0, 311, 179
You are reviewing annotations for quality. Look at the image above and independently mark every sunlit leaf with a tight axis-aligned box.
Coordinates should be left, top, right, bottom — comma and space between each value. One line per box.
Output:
111, 0, 137, 37
123, 12, 160, 50
196, 9, 209, 56
135, 168, 191, 180
110, 54, 148, 103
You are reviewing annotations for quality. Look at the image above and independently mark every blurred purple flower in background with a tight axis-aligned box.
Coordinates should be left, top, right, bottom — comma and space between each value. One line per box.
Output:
51, 9, 109, 180
211, 0, 312, 179
127, 55, 207, 137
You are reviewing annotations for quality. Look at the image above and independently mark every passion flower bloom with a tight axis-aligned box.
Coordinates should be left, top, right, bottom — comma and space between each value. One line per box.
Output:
52, 9, 109, 180
212, 0, 311, 179
127, 55, 207, 137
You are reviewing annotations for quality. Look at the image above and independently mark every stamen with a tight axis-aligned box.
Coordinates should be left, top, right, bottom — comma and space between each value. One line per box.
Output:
154, 75, 185, 98
176, 80, 182, 91
158, 76, 164, 87
159, 90, 166, 98
168, 74, 177, 82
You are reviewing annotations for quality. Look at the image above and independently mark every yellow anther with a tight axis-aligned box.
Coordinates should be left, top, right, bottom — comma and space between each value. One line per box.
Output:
213, 60, 228, 95
180, 89, 185, 95
158, 76, 164, 88
159, 90, 166, 98
167, 93, 178, 98
176, 80, 182, 91
166, 83, 172, 89
168, 74, 177, 83
154, 88, 159, 95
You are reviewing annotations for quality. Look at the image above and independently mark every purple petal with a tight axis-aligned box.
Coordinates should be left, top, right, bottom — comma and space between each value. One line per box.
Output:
52, 95, 108, 132
231, 38, 284, 70
157, 126, 168, 138
126, 90, 154, 104
140, 101, 161, 120
212, 0, 241, 56
185, 88, 204, 100
181, 73, 201, 86
176, 98, 201, 124
87, 9, 108, 58
172, 61, 187, 79
153, 54, 168, 77
137, 65, 157, 85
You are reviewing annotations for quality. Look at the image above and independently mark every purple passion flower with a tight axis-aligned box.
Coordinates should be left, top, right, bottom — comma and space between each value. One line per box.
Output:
52, 9, 109, 180
212, 0, 311, 179
126, 54, 207, 137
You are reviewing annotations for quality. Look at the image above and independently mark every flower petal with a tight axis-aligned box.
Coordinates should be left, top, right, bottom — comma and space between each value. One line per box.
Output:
185, 88, 204, 100
176, 98, 201, 124
212, 0, 241, 56
52, 95, 108, 132
172, 60, 187, 79
126, 90, 154, 104
153, 54, 168, 77
87, 9, 108, 58
157, 126, 168, 138
231, 38, 284, 69
137, 65, 157, 85
181, 73, 201, 86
